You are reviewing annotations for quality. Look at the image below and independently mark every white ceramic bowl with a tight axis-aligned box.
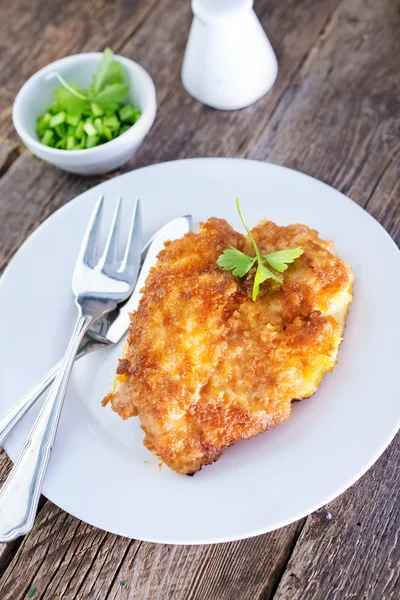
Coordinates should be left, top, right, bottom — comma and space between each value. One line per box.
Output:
12, 53, 157, 175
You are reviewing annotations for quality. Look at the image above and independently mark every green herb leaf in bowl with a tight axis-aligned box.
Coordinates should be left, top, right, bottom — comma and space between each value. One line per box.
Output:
36, 49, 141, 150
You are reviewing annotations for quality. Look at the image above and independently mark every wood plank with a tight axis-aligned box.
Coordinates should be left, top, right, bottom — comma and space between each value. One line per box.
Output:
0, 153, 100, 569
0, 450, 13, 486
242, 2, 400, 596
248, 0, 400, 209
0, 451, 23, 577
0, 0, 342, 593
117, 0, 341, 170
272, 166, 400, 598
0, 445, 45, 581
0, 0, 398, 597
101, 524, 304, 600
0, 507, 303, 600
0, 501, 86, 599
274, 436, 400, 600
0, 154, 100, 273
0, 145, 18, 177
0, 0, 158, 144
365, 155, 400, 246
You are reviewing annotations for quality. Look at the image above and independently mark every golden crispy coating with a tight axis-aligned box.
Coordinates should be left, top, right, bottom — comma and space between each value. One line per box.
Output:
104, 218, 353, 475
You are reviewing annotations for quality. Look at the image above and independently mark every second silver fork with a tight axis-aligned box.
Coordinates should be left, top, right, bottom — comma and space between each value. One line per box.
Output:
0, 195, 142, 542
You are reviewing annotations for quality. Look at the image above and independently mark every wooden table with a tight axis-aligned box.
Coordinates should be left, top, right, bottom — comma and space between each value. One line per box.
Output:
0, 0, 399, 598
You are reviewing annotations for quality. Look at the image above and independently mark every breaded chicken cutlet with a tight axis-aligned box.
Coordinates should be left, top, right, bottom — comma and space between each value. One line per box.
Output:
103, 218, 353, 475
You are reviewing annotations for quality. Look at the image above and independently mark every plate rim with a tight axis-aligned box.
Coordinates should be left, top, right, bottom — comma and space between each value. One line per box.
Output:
1, 157, 399, 544
3, 157, 399, 272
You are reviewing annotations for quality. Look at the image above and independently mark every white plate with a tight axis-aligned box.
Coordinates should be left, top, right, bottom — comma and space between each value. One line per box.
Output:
0, 158, 399, 544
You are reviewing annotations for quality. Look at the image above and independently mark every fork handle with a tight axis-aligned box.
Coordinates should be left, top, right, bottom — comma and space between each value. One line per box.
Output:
0, 362, 60, 447
0, 332, 108, 447
0, 313, 92, 542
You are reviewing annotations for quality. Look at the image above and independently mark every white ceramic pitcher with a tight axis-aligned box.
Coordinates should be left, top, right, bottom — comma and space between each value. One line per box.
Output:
182, 0, 278, 110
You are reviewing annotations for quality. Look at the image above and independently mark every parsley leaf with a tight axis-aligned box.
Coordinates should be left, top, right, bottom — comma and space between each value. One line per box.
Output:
54, 76, 90, 113
91, 47, 115, 94
263, 247, 303, 272
253, 261, 281, 301
217, 248, 256, 276
53, 49, 128, 112
216, 198, 303, 300
94, 82, 129, 108
98, 61, 125, 88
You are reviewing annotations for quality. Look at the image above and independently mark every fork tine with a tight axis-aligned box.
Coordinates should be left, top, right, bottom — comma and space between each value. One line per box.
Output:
119, 199, 142, 279
80, 195, 105, 268
100, 196, 122, 268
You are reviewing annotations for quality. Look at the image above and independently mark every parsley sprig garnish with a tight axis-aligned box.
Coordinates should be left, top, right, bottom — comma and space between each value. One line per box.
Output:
217, 198, 303, 301
54, 48, 129, 113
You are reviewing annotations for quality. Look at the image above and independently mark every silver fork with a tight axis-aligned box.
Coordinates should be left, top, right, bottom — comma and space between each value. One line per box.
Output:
0, 216, 192, 447
0, 195, 142, 542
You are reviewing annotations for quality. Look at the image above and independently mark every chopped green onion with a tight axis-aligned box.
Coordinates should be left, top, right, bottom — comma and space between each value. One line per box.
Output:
49, 112, 66, 128
36, 49, 142, 150
83, 122, 97, 137
49, 102, 64, 115
90, 102, 104, 117
93, 118, 103, 134
36, 113, 52, 135
86, 134, 99, 148
75, 133, 87, 149
118, 104, 135, 122
103, 115, 119, 131
132, 109, 141, 124
55, 138, 67, 149
103, 125, 113, 141
119, 124, 131, 135
75, 121, 85, 139
41, 130, 55, 146
66, 113, 81, 126
42, 113, 52, 124
66, 135, 76, 150
54, 124, 67, 139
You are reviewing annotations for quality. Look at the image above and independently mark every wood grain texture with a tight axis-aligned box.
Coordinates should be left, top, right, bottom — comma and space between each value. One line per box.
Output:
244, 1, 400, 596
366, 154, 400, 246
274, 436, 400, 600
118, 0, 341, 171
0, 501, 104, 599
0, 0, 342, 595
0, 507, 303, 600
103, 522, 304, 600
0, 451, 24, 577
0, 144, 18, 177
0, 154, 99, 273
0, 450, 13, 487
0, 0, 398, 597
0, 0, 158, 144
249, 0, 400, 208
